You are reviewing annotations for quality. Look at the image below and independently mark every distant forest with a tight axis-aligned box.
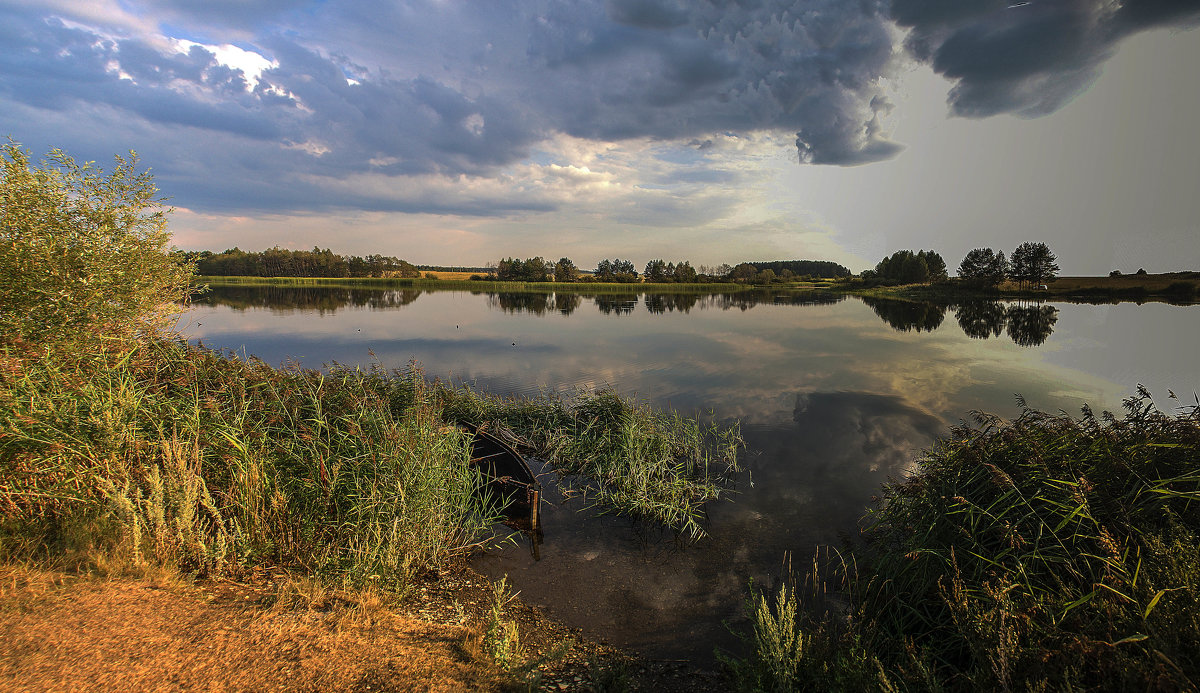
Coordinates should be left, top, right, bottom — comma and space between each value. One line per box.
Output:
746, 260, 852, 278
181, 247, 853, 284
179, 247, 422, 278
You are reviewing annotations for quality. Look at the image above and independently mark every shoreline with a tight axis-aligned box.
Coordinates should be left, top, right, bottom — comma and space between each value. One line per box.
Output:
192, 272, 1200, 304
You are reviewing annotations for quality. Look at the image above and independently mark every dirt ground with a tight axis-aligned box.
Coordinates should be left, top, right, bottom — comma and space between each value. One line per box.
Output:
0, 565, 727, 692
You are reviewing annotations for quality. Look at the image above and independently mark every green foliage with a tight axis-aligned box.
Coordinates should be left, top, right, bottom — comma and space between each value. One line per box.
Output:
483, 576, 524, 670
0, 340, 494, 588
957, 247, 1010, 287
0, 142, 194, 349
867, 250, 946, 285
497, 256, 552, 282
553, 257, 578, 282
438, 386, 744, 538
849, 392, 1200, 689
745, 260, 852, 279
594, 258, 639, 282
1010, 242, 1059, 289
184, 246, 421, 278
727, 393, 1200, 691
721, 556, 889, 692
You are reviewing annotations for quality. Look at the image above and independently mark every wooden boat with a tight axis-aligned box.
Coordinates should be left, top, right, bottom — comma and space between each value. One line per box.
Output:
461, 421, 541, 535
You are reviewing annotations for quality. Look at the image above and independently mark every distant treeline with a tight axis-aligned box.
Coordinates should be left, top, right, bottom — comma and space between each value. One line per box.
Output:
178, 247, 422, 278
745, 260, 852, 278
416, 265, 492, 273
179, 247, 853, 284
485, 256, 851, 284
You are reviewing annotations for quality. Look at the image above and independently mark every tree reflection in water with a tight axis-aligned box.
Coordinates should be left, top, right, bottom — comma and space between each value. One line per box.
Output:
860, 296, 946, 332
955, 301, 1008, 339
195, 286, 423, 314
1005, 303, 1059, 347
863, 297, 1059, 347
488, 292, 553, 316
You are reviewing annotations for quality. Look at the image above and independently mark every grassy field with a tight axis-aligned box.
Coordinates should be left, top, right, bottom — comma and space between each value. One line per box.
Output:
837, 272, 1200, 303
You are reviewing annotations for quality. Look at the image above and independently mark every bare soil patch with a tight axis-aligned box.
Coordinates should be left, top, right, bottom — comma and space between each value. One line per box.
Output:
0, 565, 727, 692
0, 566, 505, 692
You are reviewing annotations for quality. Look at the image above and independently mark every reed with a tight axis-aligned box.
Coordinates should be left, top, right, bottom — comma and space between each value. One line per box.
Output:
0, 339, 495, 590
726, 390, 1200, 690
3, 335, 743, 594
435, 384, 745, 538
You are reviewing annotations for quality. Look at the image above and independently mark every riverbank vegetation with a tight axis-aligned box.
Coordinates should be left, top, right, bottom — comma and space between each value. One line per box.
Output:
178, 246, 423, 279
727, 392, 1200, 691
2, 144, 744, 590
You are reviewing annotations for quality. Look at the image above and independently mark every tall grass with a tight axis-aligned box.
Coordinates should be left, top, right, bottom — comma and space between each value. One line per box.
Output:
726, 391, 1200, 691
2, 336, 744, 588
0, 339, 493, 588
436, 384, 744, 538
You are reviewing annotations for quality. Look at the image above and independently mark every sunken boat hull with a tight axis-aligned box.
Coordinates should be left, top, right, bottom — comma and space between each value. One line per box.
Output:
462, 422, 541, 532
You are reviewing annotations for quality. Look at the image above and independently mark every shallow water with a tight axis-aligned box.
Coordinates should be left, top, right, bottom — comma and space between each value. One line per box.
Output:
185, 287, 1198, 661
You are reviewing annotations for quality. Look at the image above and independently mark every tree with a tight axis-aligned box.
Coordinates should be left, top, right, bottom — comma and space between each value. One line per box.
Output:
594, 258, 638, 282
672, 261, 697, 283
644, 259, 668, 282
497, 256, 551, 281
554, 257, 578, 282
958, 248, 1009, 288
0, 142, 194, 348
870, 249, 943, 284
919, 250, 948, 282
1010, 242, 1059, 289
899, 253, 930, 284
730, 263, 757, 282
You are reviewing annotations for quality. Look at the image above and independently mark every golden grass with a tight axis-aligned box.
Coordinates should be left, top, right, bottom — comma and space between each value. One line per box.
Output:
0, 566, 507, 692
1001, 272, 1199, 292
423, 271, 482, 281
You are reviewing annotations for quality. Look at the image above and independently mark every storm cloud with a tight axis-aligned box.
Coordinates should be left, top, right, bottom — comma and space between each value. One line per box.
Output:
893, 0, 1200, 117
0, 0, 1197, 230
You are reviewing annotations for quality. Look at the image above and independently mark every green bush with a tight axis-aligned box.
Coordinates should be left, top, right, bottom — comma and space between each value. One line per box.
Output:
0, 142, 193, 350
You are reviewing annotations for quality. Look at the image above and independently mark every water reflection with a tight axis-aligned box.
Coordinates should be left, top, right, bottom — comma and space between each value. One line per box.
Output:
864, 297, 1060, 347
860, 296, 946, 332
193, 285, 423, 314
1005, 304, 1059, 347
198, 285, 848, 318
955, 301, 1008, 339
181, 285, 1196, 663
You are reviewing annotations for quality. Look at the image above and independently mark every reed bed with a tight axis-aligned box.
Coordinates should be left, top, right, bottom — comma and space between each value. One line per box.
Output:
435, 384, 745, 538
2, 336, 744, 590
727, 390, 1200, 691
0, 339, 493, 589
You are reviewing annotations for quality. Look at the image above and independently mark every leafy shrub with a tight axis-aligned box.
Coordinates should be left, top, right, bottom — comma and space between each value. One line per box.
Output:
0, 142, 193, 350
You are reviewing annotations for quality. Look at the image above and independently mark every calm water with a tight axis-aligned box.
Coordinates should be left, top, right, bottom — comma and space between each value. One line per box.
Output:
184, 286, 1198, 661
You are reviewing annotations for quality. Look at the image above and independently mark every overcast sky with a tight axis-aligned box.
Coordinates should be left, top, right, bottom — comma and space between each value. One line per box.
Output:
2, 0, 1198, 273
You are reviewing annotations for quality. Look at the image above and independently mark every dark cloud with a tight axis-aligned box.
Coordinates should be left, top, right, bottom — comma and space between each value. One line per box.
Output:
521, 0, 902, 163
893, 0, 1200, 117
607, 0, 690, 29
4, 0, 1197, 220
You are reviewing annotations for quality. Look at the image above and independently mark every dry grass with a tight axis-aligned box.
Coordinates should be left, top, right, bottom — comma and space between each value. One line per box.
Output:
422, 271, 480, 281
0, 565, 507, 692
1002, 272, 1199, 293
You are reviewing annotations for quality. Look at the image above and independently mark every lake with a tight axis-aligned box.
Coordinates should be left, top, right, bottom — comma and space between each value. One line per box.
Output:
184, 286, 1198, 661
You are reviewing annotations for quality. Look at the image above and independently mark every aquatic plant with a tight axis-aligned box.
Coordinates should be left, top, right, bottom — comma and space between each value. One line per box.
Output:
727, 390, 1200, 691
436, 383, 744, 538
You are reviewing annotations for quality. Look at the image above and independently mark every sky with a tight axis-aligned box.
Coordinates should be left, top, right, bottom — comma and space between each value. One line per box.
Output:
2, 0, 1198, 274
